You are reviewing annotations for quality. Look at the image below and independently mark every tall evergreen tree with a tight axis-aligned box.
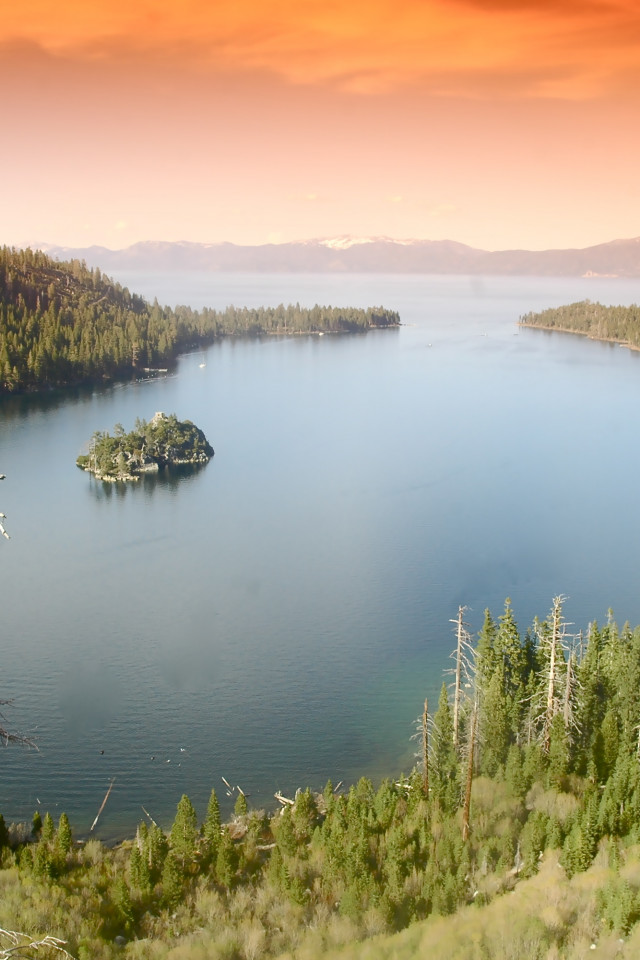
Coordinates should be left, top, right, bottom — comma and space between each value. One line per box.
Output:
215, 828, 237, 888
170, 794, 198, 869
203, 787, 222, 863
56, 812, 72, 855
161, 852, 183, 909
431, 683, 459, 810
476, 608, 497, 699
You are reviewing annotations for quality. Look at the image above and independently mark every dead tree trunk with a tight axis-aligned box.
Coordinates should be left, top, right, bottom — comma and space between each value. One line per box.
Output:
422, 698, 429, 797
448, 606, 475, 753
543, 596, 563, 753
453, 607, 464, 749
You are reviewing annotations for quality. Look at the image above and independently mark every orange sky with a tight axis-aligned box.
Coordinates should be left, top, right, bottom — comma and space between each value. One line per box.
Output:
2, 0, 640, 250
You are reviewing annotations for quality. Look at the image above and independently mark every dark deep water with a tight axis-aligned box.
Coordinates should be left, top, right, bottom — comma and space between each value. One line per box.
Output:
3, 272, 640, 839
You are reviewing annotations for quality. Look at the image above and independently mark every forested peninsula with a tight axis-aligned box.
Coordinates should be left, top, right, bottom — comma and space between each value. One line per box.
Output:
76, 413, 214, 481
520, 299, 640, 348
0, 247, 400, 395
5, 598, 640, 959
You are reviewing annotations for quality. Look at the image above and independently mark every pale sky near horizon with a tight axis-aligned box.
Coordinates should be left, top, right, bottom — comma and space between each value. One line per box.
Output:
2, 0, 640, 251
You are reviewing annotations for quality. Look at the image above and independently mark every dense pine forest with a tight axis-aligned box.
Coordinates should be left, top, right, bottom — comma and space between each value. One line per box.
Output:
520, 299, 640, 347
0, 247, 399, 394
5, 598, 640, 959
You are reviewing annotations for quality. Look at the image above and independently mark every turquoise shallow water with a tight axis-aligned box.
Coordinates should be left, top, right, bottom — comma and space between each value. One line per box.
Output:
2, 273, 640, 839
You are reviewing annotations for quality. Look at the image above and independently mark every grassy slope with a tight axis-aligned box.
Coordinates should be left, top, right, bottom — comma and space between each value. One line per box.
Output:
279, 852, 640, 960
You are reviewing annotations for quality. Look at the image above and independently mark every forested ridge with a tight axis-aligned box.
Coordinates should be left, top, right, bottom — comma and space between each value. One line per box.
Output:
520, 299, 640, 347
5, 598, 640, 959
0, 247, 399, 394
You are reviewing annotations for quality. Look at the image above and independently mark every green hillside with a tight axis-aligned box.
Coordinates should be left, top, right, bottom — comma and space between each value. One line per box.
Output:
0, 246, 399, 394
4, 598, 640, 959
304, 853, 640, 960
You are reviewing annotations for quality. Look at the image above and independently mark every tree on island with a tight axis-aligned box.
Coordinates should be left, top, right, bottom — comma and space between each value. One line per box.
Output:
77, 412, 214, 481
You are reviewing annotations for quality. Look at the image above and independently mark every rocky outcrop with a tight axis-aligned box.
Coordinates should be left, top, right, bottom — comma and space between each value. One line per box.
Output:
77, 412, 214, 481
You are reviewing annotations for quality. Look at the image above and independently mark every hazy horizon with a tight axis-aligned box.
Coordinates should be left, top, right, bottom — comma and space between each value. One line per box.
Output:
3, 1, 640, 253
18, 233, 640, 256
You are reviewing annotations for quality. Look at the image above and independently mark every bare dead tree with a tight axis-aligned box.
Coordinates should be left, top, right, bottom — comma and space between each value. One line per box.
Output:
422, 698, 429, 796
448, 606, 475, 750
532, 596, 575, 753
0, 928, 75, 959
0, 702, 36, 750
411, 699, 431, 795
543, 599, 562, 751
412, 698, 453, 797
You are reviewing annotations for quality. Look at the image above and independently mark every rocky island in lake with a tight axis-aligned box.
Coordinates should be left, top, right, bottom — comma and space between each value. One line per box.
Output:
77, 412, 214, 481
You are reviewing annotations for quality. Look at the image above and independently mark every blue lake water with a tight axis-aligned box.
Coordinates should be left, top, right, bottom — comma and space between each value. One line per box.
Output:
2, 272, 640, 839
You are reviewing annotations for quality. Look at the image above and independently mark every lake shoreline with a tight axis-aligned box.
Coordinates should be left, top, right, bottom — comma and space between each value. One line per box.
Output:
6, 273, 640, 835
0, 324, 400, 398
519, 319, 640, 352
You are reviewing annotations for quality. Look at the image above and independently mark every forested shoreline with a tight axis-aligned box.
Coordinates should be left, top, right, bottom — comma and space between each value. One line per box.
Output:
4, 597, 640, 959
0, 247, 399, 395
520, 299, 640, 348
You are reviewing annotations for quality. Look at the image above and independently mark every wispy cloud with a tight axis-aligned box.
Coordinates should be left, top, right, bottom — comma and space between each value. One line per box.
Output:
2, 0, 639, 99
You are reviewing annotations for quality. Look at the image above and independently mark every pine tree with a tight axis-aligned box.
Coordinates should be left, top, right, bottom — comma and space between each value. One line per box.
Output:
56, 812, 72, 855
41, 812, 55, 843
266, 844, 287, 893
322, 779, 336, 816
161, 852, 183, 909
431, 683, 459, 810
476, 608, 497, 696
292, 787, 318, 843
145, 822, 168, 882
274, 806, 298, 856
234, 791, 248, 818
129, 845, 148, 894
215, 828, 237, 887
547, 713, 570, 787
576, 622, 604, 771
32, 842, 54, 880
203, 787, 221, 864
113, 875, 134, 930
504, 744, 526, 797
597, 707, 621, 781
170, 794, 198, 869
480, 665, 511, 775
495, 598, 527, 735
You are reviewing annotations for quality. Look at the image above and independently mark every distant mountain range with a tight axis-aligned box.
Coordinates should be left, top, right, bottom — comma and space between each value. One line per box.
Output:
37, 236, 640, 277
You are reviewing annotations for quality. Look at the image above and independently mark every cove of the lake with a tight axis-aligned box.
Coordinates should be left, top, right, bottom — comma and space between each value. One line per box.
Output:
3, 272, 640, 840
